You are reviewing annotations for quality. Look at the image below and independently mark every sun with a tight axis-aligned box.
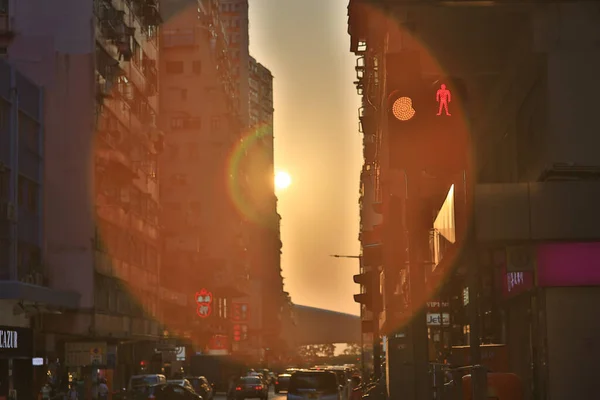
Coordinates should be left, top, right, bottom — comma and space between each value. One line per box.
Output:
275, 171, 292, 190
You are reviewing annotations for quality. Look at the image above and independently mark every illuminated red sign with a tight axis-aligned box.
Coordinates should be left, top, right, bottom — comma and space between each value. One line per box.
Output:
233, 324, 248, 342
436, 84, 451, 116
195, 289, 213, 318
231, 303, 249, 322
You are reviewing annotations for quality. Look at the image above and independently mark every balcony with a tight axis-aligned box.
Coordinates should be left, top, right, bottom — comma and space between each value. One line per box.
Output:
363, 134, 377, 164
96, 144, 139, 183
141, 0, 162, 28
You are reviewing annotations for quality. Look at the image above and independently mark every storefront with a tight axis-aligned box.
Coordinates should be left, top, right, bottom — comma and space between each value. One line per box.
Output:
0, 326, 33, 400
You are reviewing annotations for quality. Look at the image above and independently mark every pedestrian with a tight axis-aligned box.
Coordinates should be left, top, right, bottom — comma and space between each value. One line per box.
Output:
41, 383, 52, 400
227, 375, 236, 400
67, 384, 79, 400
98, 379, 109, 400
350, 376, 363, 400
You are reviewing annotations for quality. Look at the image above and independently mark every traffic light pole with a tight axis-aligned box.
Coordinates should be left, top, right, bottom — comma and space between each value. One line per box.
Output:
464, 171, 488, 400
405, 169, 432, 400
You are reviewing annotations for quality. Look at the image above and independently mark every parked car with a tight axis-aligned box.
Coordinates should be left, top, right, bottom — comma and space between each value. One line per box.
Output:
186, 376, 214, 400
274, 374, 291, 394
131, 383, 202, 400
128, 375, 168, 392
167, 379, 195, 393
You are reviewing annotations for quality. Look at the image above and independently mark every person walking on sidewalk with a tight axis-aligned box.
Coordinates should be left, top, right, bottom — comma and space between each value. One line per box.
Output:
350, 376, 363, 400
98, 379, 109, 400
67, 384, 79, 400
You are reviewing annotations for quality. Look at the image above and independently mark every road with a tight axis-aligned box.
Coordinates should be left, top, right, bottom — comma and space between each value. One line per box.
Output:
214, 387, 285, 400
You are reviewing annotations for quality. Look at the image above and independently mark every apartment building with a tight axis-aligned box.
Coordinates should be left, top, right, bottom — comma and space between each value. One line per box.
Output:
349, 2, 600, 399
246, 57, 284, 356
2, 0, 163, 391
158, 0, 282, 362
0, 59, 80, 400
158, 0, 250, 355
219, 0, 250, 127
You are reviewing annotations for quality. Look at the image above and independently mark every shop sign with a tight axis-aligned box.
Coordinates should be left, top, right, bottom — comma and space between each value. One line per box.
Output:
195, 288, 213, 318
426, 312, 450, 326
65, 342, 107, 367
0, 326, 33, 358
175, 346, 186, 361
426, 301, 450, 309
500, 264, 533, 299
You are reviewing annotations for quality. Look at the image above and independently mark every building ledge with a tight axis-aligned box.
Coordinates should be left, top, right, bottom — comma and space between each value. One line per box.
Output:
0, 281, 81, 309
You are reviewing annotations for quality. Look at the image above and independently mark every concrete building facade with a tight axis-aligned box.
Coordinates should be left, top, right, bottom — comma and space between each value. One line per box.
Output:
2, 0, 164, 392
348, 1, 600, 399
158, 0, 250, 352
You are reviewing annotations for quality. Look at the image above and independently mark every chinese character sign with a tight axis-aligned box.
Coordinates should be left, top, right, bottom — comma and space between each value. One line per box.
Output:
195, 289, 213, 318
231, 303, 249, 322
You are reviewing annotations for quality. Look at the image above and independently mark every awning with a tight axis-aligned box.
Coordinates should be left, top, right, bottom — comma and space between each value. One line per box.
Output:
0, 281, 80, 309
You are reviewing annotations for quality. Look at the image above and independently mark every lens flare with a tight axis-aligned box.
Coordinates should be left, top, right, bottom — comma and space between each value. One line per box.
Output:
226, 123, 274, 225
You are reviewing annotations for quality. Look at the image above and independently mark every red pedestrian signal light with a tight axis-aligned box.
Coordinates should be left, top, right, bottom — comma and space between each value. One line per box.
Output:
435, 84, 452, 116
392, 96, 416, 121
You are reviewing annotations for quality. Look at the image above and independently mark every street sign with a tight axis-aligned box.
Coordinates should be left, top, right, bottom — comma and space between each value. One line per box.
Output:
90, 347, 103, 365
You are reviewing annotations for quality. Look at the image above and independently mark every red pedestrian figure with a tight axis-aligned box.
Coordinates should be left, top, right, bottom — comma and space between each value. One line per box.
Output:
436, 84, 452, 116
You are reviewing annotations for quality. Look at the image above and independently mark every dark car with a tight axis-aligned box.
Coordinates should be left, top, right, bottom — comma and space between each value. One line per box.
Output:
233, 376, 269, 400
186, 377, 214, 400
274, 374, 291, 394
132, 384, 203, 400
287, 371, 340, 400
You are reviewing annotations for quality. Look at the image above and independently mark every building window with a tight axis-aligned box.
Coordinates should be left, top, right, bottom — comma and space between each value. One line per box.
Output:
211, 116, 221, 131
171, 117, 184, 129
192, 60, 202, 75
188, 143, 199, 158
27, 181, 38, 212
171, 117, 201, 130
165, 61, 184, 74
0, 170, 8, 201
132, 41, 142, 66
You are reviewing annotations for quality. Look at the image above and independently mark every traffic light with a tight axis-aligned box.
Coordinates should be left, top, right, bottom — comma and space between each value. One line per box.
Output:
386, 51, 469, 173
386, 51, 426, 129
353, 268, 382, 313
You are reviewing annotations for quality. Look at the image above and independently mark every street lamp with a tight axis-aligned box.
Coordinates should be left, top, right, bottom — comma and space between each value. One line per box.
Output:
329, 254, 360, 259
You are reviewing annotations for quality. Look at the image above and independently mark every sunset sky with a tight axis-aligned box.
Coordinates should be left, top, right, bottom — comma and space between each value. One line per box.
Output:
248, 0, 362, 315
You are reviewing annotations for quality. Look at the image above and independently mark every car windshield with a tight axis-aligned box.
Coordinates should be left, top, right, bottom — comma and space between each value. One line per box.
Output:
240, 377, 261, 385
278, 376, 290, 382
288, 373, 338, 394
131, 385, 162, 400
329, 371, 346, 385
131, 377, 159, 388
